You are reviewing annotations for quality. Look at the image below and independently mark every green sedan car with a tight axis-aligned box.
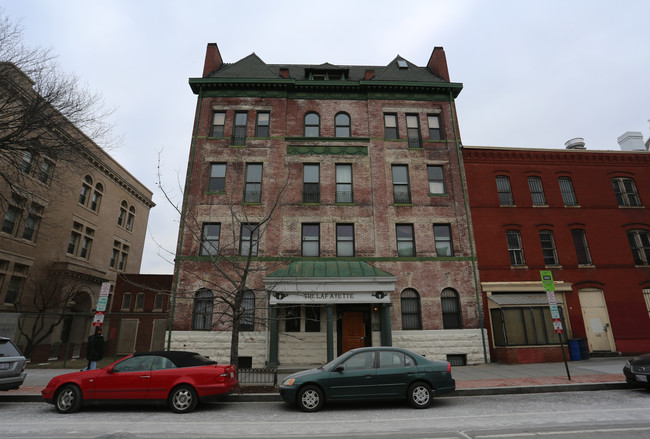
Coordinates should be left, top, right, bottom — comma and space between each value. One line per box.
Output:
279, 346, 455, 412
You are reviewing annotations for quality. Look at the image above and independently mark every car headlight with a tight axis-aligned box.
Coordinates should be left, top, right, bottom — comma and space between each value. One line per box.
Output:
282, 378, 295, 386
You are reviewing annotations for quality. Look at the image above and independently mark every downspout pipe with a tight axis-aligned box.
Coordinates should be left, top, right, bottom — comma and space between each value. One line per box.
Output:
450, 91, 488, 363
167, 85, 205, 350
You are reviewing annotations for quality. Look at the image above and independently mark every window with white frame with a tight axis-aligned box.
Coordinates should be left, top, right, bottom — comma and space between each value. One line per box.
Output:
208, 163, 226, 192
302, 223, 320, 257
396, 224, 415, 257
539, 230, 559, 265
401, 289, 422, 330
496, 176, 514, 206
627, 229, 650, 265
244, 163, 262, 203
200, 223, 221, 256
336, 224, 354, 257
528, 177, 546, 206
239, 223, 259, 256
427, 165, 446, 194
612, 177, 642, 207
506, 230, 525, 266
433, 224, 453, 256
335, 164, 353, 203
558, 177, 578, 206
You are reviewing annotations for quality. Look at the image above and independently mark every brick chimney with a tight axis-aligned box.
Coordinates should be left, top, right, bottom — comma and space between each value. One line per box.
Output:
427, 47, 450, 82
364, 69, 375, 80
202, 43, 223, 78
280, 68, 290, 79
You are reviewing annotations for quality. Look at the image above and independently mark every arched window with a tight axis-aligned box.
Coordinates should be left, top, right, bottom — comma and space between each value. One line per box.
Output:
240, 290, 255, 331
304, 112, 320, 137
441, 288, 462, 329
192, 289, 213, 330
118, 201, 128, 227
90, 183, 103, 212
401, 289, 422, 330
335, 112, 351, 137
126, 206, 135, 231
79, 176, 92, 206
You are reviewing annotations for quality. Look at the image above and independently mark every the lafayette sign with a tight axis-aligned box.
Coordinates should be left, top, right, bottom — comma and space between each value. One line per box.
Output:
270, 290, 391, 305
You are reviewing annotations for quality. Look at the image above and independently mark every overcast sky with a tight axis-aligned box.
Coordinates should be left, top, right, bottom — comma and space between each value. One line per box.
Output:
2, 0, 649, 274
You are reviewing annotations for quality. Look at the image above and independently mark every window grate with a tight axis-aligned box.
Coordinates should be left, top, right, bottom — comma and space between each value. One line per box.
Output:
446, 354, 467, 366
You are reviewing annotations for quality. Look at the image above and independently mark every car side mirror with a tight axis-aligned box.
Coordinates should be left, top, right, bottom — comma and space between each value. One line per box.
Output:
334, 365, 345, 373
106, 366, 114, 374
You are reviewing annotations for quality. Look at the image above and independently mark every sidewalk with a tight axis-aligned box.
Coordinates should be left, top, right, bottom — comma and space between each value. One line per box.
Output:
1, 356, 629, 402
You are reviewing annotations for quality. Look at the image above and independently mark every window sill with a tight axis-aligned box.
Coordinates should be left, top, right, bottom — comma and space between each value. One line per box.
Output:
618, 205, 645, 209
301, 202, 321, 206
499, 204, 517, 207
564, 205, 581, 208
429, 193, 449, 197
334, 202, 355, 206
577, 264, 595, 268
206, 191, 226, 195
393, 203, 413, 207
510, 265, 528, 269
532, 205, 549, 208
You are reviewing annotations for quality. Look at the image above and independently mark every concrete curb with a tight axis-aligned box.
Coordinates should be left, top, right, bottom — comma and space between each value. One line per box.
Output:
2, 382, 628, 404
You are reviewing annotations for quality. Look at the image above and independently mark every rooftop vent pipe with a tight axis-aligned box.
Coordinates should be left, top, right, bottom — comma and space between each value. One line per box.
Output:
565, 138, 586, 149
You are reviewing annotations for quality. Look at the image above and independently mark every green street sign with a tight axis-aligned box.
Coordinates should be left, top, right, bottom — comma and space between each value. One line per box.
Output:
540, 270, 555, 291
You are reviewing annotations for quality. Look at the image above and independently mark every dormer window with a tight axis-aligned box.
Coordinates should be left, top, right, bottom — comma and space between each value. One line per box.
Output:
307, 69, 347, 80
397, 59, 408, 69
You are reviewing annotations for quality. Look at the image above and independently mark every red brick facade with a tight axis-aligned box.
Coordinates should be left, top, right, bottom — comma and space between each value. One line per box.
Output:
463, 146, 650, 363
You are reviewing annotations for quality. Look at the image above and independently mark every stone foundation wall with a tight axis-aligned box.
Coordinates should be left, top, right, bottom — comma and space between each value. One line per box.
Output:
169, 327, 489, 367
391, 329, 489, 365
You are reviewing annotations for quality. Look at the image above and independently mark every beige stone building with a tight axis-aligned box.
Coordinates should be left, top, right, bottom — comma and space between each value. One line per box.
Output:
0, 62, 154, 361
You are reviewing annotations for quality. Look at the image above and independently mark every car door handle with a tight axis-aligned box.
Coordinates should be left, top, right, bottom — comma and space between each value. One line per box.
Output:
140, 375, 151, 379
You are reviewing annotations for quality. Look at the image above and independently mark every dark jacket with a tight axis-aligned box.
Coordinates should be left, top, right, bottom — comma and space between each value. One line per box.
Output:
86, 334, 104, 362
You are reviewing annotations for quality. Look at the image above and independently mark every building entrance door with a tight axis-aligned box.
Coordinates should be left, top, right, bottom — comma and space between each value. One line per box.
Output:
579, 289, 615, 352
342, 312, 366, 353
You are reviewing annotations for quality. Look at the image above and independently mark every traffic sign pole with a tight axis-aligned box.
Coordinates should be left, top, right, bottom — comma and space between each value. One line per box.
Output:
540, 271, 571, 381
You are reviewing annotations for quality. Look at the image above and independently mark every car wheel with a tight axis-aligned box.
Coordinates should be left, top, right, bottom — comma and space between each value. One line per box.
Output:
168, 384, 198, 413
297, 385, 324, 412
55, 384, 82, 414
407, 382, 433, 409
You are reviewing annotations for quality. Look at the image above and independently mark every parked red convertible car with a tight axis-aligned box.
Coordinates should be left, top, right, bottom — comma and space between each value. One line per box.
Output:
42, 351, 237, 414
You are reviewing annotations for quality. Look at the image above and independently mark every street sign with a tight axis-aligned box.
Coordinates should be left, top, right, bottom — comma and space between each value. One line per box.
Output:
553, 318, 564, 333
97, 282, 110, 312
540, 270, 555, 291
92, 311, 105, 327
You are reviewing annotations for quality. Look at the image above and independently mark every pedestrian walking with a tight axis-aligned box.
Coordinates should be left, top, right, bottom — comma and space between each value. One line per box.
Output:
83, 327, 104, 370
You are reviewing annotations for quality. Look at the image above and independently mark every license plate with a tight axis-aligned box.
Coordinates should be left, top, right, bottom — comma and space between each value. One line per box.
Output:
636, 374, 648, 382
0, 363, 9, 370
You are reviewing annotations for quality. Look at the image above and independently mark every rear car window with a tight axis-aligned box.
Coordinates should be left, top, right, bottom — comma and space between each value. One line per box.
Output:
0, 339, 22, 357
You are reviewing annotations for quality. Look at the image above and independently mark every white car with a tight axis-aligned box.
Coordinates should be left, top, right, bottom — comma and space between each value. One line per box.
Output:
0, 337, 27, 391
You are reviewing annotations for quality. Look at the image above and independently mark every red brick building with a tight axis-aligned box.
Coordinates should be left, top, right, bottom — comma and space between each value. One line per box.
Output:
463, 139, 650, 363
170, 43, 488, 367
106, 274, 172, 356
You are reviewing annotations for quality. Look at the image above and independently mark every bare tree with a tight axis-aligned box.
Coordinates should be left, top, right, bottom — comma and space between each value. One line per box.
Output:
158, 155, 295, 365
0, 10, 117, 208
13, 272, 86, 359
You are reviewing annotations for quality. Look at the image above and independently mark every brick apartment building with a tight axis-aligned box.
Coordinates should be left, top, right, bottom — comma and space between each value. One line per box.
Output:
463, 135, 650, 363
170, 43, 488, 367
0, 62, 154, 362
106, 274, 172, 357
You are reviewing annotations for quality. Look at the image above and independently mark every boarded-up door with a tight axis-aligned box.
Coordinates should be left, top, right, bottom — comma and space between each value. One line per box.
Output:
578, 289, 615, 352
117, 319, 138, 355
150, 319, 168, 351
342, 312, 365, 353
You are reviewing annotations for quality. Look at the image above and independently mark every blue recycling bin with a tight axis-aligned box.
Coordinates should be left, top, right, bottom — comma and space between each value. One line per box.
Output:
577, 338, 589, 360
568, 339, 581, 361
